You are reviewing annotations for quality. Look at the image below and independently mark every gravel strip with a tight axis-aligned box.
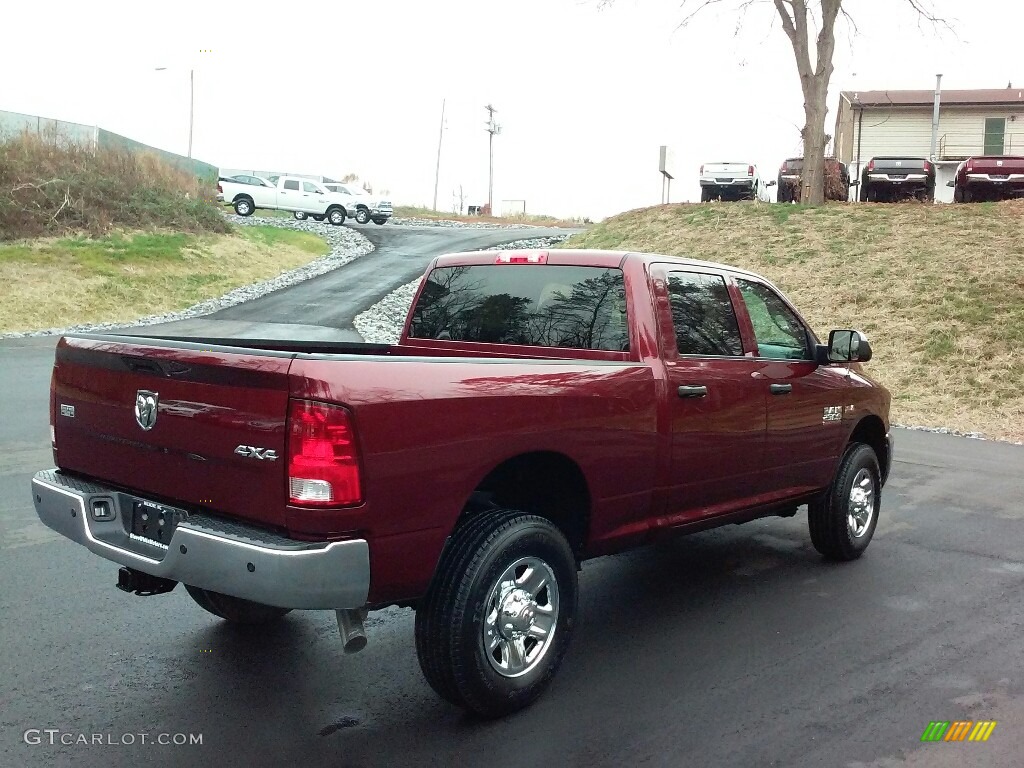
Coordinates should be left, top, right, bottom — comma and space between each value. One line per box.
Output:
2, 217, 373, 339
353, 235, 570, 344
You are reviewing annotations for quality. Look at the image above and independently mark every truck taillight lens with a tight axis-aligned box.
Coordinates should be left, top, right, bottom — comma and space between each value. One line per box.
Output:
748, 165, 754, 176
49, 369, 56, 448
966, 159, 974, 172
217, 183, 222, 193
287, 400, 362, 507
867, 159, 874, 171
924, 160, 932, 172
699, 164, 704, 174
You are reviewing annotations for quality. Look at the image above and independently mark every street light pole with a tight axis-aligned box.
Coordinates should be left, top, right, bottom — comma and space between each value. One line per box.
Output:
188, 68, 194, 159
155, 66, 194, 158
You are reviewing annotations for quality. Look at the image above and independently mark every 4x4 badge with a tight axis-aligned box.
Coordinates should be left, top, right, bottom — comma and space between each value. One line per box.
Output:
135, 390, 159, 431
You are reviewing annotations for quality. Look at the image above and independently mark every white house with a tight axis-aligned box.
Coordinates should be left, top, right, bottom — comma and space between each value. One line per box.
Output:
833, 87, 1024, 202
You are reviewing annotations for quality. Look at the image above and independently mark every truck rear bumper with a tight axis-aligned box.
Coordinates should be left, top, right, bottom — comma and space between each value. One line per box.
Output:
31, 469, 369, 610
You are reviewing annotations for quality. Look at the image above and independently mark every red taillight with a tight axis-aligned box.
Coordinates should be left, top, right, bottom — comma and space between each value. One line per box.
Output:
287, 400, 362, 507
924, 160, 932, 172
699, 164, 704, 174
217, 182, 223, 193
780, 162, 788, 172
966, 159, 974, 172
748, 165, 754, 176
867, 159, 875, 171
49, 369, 56, 449
496, 251, 547, 264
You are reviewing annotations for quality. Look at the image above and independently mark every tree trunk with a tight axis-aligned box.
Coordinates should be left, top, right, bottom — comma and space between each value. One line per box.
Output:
775, 0, 840, 207
800, 80, 829, 205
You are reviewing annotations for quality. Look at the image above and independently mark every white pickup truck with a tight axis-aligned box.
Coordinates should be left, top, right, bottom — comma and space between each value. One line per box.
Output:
321, 183, 393, 225
217, 175, 351, 225
699, 161, 773, 202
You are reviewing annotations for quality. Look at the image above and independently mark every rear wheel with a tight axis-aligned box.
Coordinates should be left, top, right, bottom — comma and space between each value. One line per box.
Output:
354, 208, 371, 224
808, 443, 881, 561
700, 188, 712, 203
414, 509, 578, 718
313, 215, 325, 222
372, 217, 387, 225
327, 207, 346, 226
184, 585, 292, 625
293, 211, 308, 220
233, 197, 254, 216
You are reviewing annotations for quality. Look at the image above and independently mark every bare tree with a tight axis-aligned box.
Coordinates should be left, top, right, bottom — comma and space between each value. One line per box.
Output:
598, 0, 947, 204
453, 184, 468, 215
341, 173, 360, 183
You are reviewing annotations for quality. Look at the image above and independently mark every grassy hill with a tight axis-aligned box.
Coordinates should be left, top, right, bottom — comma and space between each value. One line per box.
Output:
564, 200, 1024, 442
0, 133, 330, 334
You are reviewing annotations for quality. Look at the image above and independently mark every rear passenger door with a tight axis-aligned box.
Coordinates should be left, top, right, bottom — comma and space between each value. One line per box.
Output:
278, 178, 301, 210
652, 266, 767, 525
733, 277, 848, 496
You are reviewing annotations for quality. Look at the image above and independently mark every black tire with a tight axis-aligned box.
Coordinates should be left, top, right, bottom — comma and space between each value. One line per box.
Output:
808, 443, 881, 561
293, 211, 308, 220
327, 207, 346, 226
953, 186, 964, 203
184, 585, 292, 625
233, 197, 254, 216
313, 215, 325, 222
371, 217, 387, 225
963, 187, 974, 203
414, 509, 578, 718
354, 208, 371, 225
700, 188, 712, 203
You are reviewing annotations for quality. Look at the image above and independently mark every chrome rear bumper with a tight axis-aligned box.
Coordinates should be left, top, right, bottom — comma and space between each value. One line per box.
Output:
31, 469, 369, 610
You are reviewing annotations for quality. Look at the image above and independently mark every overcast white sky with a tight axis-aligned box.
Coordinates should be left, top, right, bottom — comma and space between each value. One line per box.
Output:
3, 0, 1022, 219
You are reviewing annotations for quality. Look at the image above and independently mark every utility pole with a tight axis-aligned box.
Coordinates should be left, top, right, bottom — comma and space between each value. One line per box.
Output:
485, 104, 501, 215
929, 73, 942, 163
432, 98, 446, 211
188, 68, 194, 159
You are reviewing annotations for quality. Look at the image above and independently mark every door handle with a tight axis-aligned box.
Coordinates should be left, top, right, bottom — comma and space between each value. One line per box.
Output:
770, 383, 793, 395
677, 385, 708, 398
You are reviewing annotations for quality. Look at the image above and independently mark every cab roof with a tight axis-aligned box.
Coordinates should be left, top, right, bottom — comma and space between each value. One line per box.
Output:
432, 248, 769, 281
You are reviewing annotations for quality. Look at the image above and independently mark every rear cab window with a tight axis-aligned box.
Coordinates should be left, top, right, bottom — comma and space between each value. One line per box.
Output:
407, 264, 630, 353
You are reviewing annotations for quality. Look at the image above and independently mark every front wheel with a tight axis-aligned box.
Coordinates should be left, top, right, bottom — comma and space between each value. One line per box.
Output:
293, 211, 308, 220
327, 207, 346, 226
371, 217, 387, 225
184, 585, 292, 625
354, 208, 371, 224
808, 443, 881, 561
415, 509, 578, 718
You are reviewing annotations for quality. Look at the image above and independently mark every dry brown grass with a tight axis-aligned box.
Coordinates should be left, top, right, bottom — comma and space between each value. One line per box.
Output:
0, 132, 228, 240
565, 200, 1024, 442
0, 226, 328, 334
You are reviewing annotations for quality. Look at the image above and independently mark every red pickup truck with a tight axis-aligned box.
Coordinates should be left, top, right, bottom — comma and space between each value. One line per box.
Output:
950, 156, 1024, 202
32, 248, 892, 717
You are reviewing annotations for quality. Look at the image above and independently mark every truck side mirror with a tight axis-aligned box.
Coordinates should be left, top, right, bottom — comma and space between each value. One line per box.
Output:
848, 180, 860, 187
818, 329, 872, 364
765, 180, 777, 187
946, 180, 955, 187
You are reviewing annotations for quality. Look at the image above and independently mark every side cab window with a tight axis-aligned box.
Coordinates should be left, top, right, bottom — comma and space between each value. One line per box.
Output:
663, 270, 744, 357
283, 179, 300, 191
734, 278, 812, 360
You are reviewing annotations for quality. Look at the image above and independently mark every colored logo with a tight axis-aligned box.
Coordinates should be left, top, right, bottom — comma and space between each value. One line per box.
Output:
921, 720, 997, 742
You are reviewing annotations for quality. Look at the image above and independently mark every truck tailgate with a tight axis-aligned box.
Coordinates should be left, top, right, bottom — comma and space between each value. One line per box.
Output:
52, 335, 294, 530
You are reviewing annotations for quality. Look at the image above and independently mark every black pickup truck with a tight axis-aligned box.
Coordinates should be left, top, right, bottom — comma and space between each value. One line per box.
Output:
859, 157, 935, 202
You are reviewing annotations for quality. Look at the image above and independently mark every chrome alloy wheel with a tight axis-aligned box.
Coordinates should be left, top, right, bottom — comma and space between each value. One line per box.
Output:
482, 557, 559, 678
847, 468, 876, 538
